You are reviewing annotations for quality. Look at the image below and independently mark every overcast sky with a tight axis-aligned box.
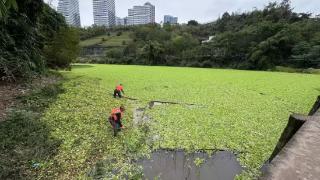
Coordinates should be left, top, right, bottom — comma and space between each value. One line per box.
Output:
47, 0, 320, 27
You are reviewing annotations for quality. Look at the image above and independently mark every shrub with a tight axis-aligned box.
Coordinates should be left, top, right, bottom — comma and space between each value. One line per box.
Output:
44, 27, 80, 69
116, 31, 122, 36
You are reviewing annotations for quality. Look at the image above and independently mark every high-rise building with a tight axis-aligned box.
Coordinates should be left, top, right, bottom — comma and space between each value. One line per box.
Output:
93, 0, 116, 27
116, 17, 128, 26
164, 15, 178, 24
127, 2, 155, 26
57, 0, 81, 27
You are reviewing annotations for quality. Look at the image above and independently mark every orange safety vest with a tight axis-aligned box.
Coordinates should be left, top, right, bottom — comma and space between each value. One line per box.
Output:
116, 85, 123, 91
111, 108, 122, 121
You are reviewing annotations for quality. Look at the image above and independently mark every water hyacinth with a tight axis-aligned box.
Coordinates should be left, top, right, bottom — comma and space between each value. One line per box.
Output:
33, 64, 320, 179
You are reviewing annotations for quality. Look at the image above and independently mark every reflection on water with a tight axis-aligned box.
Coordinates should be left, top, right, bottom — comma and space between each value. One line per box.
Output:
139, 150, 243, 180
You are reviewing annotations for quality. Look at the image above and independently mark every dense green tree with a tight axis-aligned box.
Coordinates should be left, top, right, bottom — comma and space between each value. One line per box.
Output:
79, 25, 107, 40
0, 0, 45, 80
0, 0, 79, 81
171, 33, 199, 53
0, 0, 17, 18
44, 27, 80, 68
187, 20, 199, 26
79, 0, 320, 70
141, 41, 165, 65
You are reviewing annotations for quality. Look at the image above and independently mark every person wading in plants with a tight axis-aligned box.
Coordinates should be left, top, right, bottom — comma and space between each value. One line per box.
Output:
114, 84, 125, 98
108, 105, 125, 136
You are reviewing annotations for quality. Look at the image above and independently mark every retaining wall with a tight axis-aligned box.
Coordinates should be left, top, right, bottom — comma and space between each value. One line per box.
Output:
261, 96, 320, 180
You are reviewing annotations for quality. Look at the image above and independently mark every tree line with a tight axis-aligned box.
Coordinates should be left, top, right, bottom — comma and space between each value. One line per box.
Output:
0, 0, 80, 81
81, 0, 319, 70
1, 0, 319, 80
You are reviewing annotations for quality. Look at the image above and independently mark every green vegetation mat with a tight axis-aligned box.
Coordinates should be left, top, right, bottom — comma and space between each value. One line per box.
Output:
1, 64, 319, 179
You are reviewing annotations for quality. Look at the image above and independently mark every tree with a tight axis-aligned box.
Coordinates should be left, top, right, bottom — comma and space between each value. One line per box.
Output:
291, 42, 320, 67
79, 25, 107, 40
141, 41, 164, 65
39, 4, 67, 40
106, 48, 123, 60
116, 31, 122, 36
187, 20, 199, 26
0, 0, 17, 18
87, 1, 320, 70
171, 33, 198, 53
123, 42, 137, 57
222, 12, 231, 19
44, 27, 80, 68
0, 0, 46, 81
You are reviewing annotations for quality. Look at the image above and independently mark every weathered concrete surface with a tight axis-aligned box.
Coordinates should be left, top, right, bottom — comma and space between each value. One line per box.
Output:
261, 96, 320, 180
268, 114, 307, 161
261, 115, 320, 180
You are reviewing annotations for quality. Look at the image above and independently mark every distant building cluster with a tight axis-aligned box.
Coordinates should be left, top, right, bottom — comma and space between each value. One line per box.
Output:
164, 15, 178, 24
57, 0, 178, 27
57, 0, 81, 27
116, 17, 127, 26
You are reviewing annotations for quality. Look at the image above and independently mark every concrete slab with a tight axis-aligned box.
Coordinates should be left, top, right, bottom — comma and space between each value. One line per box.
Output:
261, 115, 320, 180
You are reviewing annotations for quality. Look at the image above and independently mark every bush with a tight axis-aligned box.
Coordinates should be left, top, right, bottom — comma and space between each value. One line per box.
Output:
106, 48, 124, 59
44, 27, 80, 69
117, 31, 122, 36
201, 60, 213, 68
0, 0, 45, 81
186, 61, 201, 67
0, 2, 73, 81
273, 66, 320, 74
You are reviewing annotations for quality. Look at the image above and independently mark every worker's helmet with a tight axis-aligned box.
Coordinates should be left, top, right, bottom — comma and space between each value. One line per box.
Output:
120, 105, 125, 112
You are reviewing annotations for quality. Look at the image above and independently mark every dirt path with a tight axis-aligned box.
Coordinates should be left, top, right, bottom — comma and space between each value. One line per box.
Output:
0, 76, 60, 121
0, 83, 26, 121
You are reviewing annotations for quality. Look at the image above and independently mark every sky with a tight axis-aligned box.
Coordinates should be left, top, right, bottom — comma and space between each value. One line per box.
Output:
47, 0, 320, 27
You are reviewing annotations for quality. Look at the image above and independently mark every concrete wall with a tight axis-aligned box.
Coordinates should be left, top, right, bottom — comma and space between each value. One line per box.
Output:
260, 96, 320, 180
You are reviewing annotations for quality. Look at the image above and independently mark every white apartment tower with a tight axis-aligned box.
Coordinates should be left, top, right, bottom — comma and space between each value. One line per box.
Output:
57, 0, 81, 27
128, 2, 155, 25
116, 17, 127, 26
164, 15, 178, 24
93, 0, 116, 27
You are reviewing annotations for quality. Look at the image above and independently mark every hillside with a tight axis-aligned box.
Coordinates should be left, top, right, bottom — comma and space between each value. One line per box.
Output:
80, 32, 132, 48
77, 1, 320, 70
79, 32, 133, 58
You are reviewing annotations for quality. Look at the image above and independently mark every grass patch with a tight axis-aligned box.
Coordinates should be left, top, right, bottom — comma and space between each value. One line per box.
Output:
80, 32, 132, 48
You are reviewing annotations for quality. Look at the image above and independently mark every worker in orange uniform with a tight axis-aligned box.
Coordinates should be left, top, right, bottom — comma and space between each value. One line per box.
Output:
108, 105, 125, 136
114, 84, 125, 98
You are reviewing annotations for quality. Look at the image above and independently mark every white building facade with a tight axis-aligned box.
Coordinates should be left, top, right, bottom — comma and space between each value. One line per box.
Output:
93, 0, 116, 27
164, 15, 178, 24
116, 17, 128, 26
57, 0, 81, 27
127, 2, 155, 26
